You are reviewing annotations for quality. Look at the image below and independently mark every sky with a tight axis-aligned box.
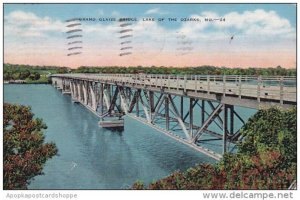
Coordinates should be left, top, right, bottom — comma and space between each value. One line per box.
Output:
4, 3, 297, 68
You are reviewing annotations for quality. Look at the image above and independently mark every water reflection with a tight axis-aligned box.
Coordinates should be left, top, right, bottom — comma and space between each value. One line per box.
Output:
4, 84, 253, 189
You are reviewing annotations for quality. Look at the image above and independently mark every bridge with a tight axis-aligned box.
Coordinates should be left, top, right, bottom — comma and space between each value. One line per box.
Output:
51, 74, 296, 160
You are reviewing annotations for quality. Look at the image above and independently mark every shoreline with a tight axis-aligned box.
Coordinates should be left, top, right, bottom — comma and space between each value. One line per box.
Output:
4, 82, 51, 85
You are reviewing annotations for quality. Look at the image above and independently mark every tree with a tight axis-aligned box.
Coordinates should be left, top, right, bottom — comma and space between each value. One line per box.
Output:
3, 103, 58, 189
132, 106, 296, 190
34, 72, 41, 80
19, 70, 31, 80
29, 72, 40, 80
4, 72, 13, 80
237, 106, 296, 167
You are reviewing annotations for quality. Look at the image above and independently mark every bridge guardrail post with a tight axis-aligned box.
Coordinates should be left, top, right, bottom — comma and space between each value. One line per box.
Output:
177, 75, 179, 90
223, 75, 226, 97
168, 75, 170, 90
257, 76, 261, 103
280, 76, 284, 105
160, 74, 163, 89
195, 75, 197, 92
238, 76, 242, 98
184, 75, 187, 93
207, 75, 210, 94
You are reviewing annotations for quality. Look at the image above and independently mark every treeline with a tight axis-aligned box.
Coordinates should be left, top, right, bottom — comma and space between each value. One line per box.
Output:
4, 64, 70, 81
4, 64, 296, 81
75, 65, 296, 76
132, 107, 296, 189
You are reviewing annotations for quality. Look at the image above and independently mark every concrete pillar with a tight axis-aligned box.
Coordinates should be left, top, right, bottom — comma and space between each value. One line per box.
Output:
70, 82, 74, 98
89, 83, 97, 111
82, 82, 88, 105
77, 83, 82, 102
99, 83, 103, 114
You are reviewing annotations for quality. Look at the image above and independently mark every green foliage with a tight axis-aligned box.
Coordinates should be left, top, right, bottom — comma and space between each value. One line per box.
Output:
238, 106, 296, 167
4, 64, 296, 81
132, 181, 145, 190
74, 65, 296, 76
19, 70, 31, 79
3, 63, 70, 82
3, 103, 58, 189
25, 75, 50, 84
29, 72, 41, 80
132, 107, 296, 190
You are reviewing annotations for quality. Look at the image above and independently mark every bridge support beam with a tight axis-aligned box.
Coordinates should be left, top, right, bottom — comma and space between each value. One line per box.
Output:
165, 95, 169, 131
51, 76, 261, 161
223, 104, 228, 155
201, 100, 205, 125
189, 98, 194, 137
180, 96, 184, 120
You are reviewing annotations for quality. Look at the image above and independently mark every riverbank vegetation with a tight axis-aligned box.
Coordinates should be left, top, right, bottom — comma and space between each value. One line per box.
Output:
132, 106, 296, 189
4, 64, 296, 83
3, 103, 58, 189
4, 64, 70, 84
75, 65, 296, 76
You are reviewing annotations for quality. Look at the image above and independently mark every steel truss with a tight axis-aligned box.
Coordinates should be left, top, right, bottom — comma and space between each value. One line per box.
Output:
59, 78, 247, 161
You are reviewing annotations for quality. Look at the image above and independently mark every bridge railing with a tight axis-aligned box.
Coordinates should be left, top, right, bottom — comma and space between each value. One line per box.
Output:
88, 73, 295, 84
52, 74, 296, 103
92, 74, 296, 100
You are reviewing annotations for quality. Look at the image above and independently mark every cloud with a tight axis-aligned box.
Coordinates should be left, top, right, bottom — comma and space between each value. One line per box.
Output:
178, 14, 209, 36
5, 8, 294, 41
145, 7, 169, 15
4, 10, 64, 37
4, 8, 296, 67
207, 9, 294, 37
96, 9, 104, 16
176, 8, 295, 43
111, 10, 120, 17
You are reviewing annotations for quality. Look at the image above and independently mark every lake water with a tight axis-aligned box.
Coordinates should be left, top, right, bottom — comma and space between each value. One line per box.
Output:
4, 84, 255, 189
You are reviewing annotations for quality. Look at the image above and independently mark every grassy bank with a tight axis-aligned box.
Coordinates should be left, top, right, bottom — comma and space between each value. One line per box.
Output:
25, 75, 51, 84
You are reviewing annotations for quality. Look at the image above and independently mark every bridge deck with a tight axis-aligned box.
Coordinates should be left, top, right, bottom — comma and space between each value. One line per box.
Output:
51, 74, 296, 109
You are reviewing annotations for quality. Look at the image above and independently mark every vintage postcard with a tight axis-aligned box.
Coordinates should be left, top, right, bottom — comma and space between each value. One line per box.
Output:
2, 2, 297, 200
